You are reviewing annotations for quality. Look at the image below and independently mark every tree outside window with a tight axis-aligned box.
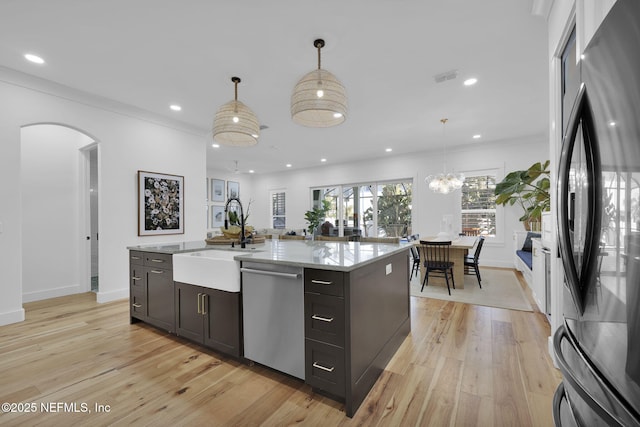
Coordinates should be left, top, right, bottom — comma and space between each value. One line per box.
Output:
461, 175, 496, 236
313, 181, 412, 238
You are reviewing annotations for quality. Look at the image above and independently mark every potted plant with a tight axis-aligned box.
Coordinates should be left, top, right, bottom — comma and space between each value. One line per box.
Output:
222, 199, 253, 238
304, 199, 331, 235
494, 160, 551, 231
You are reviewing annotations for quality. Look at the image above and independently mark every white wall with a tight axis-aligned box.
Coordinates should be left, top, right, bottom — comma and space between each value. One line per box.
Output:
248, 135, 547, 268
21, 125, 93, 302
0, 68, 207, 325
206, 167, 256, 233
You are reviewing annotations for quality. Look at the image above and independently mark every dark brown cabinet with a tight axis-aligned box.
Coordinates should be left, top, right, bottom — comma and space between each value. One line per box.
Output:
175, 281, 241, 358
129, 251, 146, 321
130, 249, 241, 359
304, 270, 346, 397
303, 250, 411, 417
129, 251, 174, 333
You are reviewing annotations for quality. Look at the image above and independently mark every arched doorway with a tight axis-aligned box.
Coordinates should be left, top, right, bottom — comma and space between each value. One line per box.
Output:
21, 124, 98, 302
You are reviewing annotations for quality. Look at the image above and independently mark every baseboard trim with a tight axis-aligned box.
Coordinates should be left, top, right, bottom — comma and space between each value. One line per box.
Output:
22, 284, 83, 303
96, 288, 128, 304
0, 307, 25, 326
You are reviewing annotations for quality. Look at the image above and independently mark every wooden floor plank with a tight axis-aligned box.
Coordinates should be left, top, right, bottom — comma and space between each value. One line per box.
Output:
0, 271, 561, 426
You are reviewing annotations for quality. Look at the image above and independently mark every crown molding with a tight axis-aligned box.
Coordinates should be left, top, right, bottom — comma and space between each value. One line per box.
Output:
0, 65, 207, 137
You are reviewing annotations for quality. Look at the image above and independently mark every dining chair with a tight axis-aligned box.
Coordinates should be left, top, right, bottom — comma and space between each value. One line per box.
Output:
419, 240, 455, 295
462, 228, 482, 236
279, 234, 305, 240
315, 235, 349, 241
359, 237, 400, 243
407, 234, 420, 280
464, 236, 485, 287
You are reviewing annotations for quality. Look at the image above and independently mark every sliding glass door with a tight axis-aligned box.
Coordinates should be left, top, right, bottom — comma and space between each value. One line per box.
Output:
311, 180, 412, 238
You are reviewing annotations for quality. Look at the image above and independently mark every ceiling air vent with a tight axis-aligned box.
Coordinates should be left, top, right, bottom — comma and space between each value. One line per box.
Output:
434, 69, 458, 83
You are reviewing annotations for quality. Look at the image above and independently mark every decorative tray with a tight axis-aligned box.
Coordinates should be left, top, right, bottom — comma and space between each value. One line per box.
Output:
205, 236, 266, 245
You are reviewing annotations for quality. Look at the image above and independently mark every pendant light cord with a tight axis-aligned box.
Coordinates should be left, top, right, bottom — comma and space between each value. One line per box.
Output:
314, 39, 325, 70
231, 76, 241, 101
441, 118, 448, 173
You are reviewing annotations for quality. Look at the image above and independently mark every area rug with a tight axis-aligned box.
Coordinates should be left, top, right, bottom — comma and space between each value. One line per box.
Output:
410, 268, 533, 312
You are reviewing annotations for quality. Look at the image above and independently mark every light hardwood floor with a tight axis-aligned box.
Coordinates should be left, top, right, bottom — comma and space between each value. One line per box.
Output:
0, 269, 561, 426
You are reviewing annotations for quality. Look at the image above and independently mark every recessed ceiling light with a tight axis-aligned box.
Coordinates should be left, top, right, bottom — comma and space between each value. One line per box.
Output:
385, 148, 392, 152
212, 143, 220, 148
169, 104, 182, 111
249, 170, 255, 174
286, 163, 292, 168
608, 121, 616, 127
463, 78, 478, 86
24, 53, 45, 64
472, 134, 482, 139
320, 158, 327, 162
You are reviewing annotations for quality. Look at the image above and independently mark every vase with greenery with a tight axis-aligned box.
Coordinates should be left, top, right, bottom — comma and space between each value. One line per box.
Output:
304, 199, 331, 235
494, 160, 551, 230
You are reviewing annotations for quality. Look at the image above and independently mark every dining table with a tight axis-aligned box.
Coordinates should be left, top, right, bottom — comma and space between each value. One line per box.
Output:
416, 235, 478, 289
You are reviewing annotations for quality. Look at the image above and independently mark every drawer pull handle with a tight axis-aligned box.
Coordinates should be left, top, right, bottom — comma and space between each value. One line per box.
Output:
150, 259, 165, 263
131, 256, 141, 260
150, 270, 163, 274
132, 276, 141, 281
313, 362, 335, 373
201, 294, 208, 315
311, 279, 333, 285
132, 303, 142, 308
197, 293, 202, 314
311, 315, 334, 323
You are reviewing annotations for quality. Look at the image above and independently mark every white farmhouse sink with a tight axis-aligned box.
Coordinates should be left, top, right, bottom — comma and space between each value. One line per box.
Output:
173, 250, 251, 292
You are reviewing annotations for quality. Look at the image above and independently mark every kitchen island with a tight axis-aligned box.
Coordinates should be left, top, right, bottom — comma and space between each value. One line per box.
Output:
127, 239, 411, 417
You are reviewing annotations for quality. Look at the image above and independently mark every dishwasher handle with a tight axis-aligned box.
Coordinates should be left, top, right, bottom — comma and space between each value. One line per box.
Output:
240, 267, 301, 280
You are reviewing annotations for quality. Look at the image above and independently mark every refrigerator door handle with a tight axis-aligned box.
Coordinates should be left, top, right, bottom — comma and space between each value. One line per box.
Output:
554, 324, 630, 426
557, 82, 602, 315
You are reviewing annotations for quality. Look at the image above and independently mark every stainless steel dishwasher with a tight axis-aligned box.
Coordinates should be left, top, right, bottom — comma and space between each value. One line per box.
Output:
240, 261, 305, 379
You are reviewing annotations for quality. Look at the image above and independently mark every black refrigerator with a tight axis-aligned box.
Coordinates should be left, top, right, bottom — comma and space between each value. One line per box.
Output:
553, 0, 640, 425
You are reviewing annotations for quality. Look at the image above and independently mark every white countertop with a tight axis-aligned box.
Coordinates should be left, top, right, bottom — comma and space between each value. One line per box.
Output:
234, 239, 411, 271
128, 239, 411, 272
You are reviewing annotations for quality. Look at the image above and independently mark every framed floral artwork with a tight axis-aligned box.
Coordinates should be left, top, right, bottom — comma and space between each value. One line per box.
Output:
138, 171, 184, 236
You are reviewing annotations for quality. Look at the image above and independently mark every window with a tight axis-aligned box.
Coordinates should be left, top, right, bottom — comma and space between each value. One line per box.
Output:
270, 191, 286, 229
461, 174, 497, 237
311, 180, 412, 238
376, 182, 412, 237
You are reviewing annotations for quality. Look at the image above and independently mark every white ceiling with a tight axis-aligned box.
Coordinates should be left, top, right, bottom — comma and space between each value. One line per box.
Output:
0, 0, 548, 174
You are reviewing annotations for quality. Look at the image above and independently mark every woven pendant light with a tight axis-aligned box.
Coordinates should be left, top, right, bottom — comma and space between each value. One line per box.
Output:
291, 39, 347, 127
212, 77, 260, 146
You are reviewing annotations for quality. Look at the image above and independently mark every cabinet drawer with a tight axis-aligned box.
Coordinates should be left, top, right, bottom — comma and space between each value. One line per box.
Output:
130, 289, 146, 319
305, 269, 344, 297
305, 293, 345, 347
130, 265, 146, 291
130, 251, 144, 265
305, 339, 345, 397
144, 252, 173, 268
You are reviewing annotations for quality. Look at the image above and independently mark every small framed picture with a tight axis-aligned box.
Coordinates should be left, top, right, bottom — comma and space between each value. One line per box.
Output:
211, 178, 225, 202
138, 171, 184, 236
211, 205, 225, 228
227, 181, 239, 199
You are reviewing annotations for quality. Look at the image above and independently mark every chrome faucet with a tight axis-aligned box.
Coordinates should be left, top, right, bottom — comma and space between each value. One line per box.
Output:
224, 197, 249, 248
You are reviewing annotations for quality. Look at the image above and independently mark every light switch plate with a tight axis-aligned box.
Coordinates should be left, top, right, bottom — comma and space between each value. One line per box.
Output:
0, 221, 3, 234
386, 263, 392, 275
